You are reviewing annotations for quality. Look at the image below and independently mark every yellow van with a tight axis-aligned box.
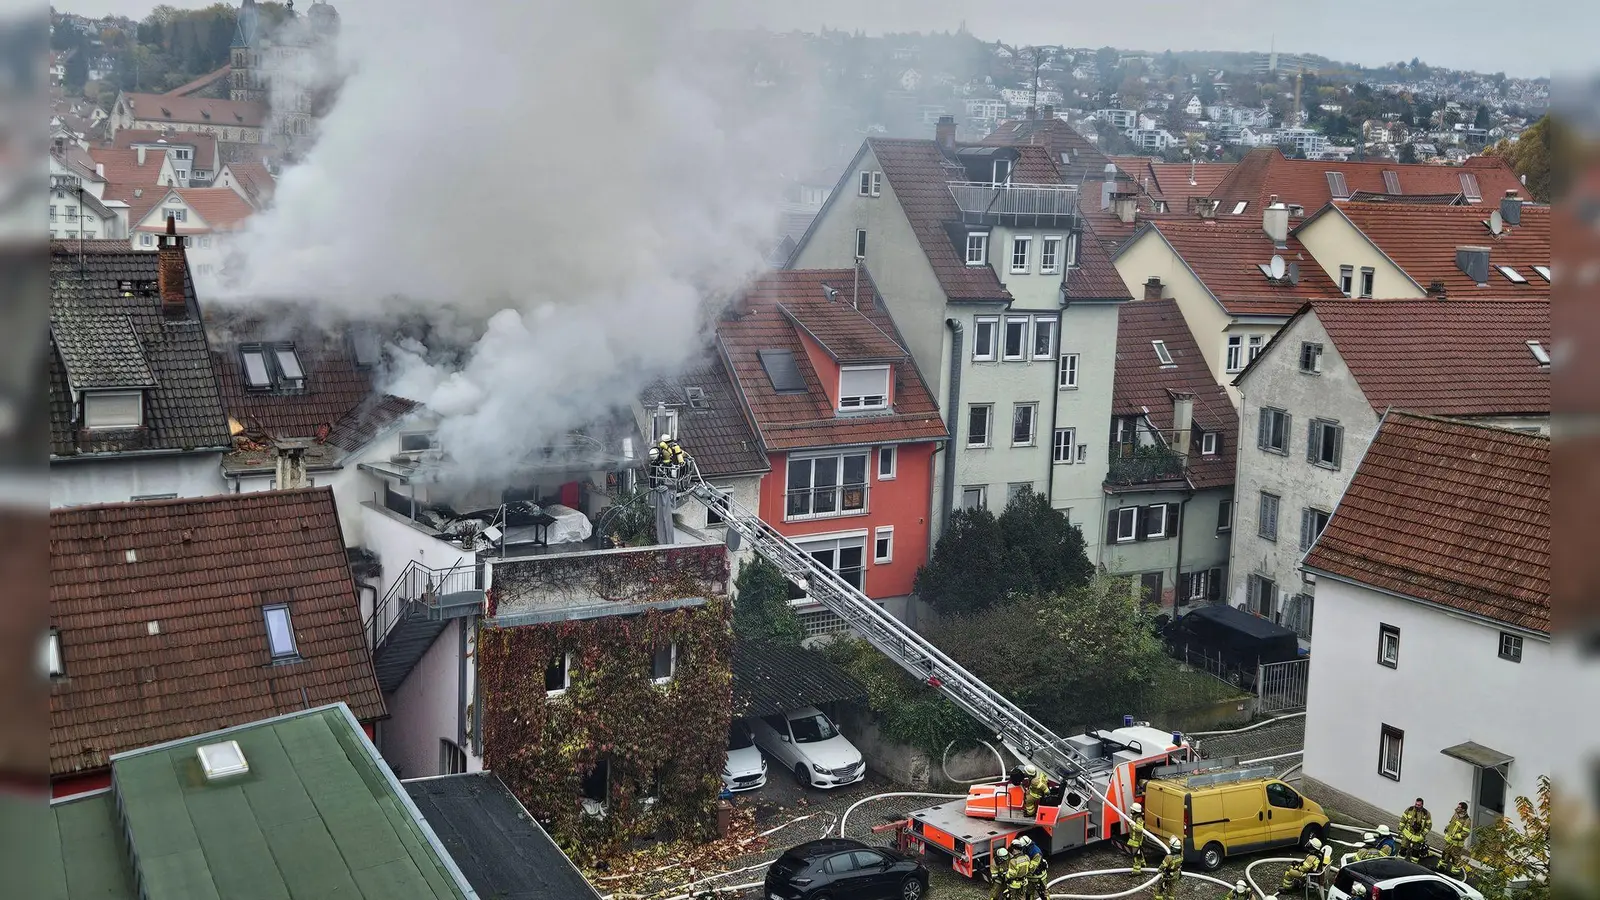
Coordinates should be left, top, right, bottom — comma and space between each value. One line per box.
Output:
1142, 774, 1329, 870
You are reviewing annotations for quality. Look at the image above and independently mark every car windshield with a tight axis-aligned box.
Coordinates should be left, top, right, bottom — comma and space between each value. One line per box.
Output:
789, 713, 838, 743
728, 724, 754, 750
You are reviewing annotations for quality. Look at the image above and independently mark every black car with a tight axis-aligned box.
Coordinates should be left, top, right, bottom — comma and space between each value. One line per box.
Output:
764, 838, 929, 900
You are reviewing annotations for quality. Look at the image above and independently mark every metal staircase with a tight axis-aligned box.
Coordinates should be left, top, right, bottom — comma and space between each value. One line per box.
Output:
667, 467, 1104, 794
366, 559, 484, 694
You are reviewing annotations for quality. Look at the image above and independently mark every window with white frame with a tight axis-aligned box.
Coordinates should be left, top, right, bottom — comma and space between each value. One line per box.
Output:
1339, 265, 1354, 297
1216, 498, 1232, 532
440, 739, 468, 775
968, 404, 992, 447
1201, 431, 1219, 456
1360, 267, 1375, 298
546, 652, 573, 694
1011, 403, 1037, 446
1011, 235, 1032, 273
1058, 353, 1079, 389
1143, 503, 1171, 538
877, 446, 896, 480
46, 629, 63, 678
1076, 442, 1088, 464
651, 643, 676, 683
1053, 427, 1076, 463
1003, 318, 1028, 360
993, 158, 1012, 185
854, 228, 868, 259
1032, 317, 1056, 359
966, 232, 988, 266
973, 316, 998, 361
1307, 419, 1343, 468
1378, 624, 1400, 668
140, 233, 153, 247
1532, 265, 1551, 282
874, 526, 894, 563
1113, 506, 1137, 543
1225, 335, 1244, 373
838, 365, 889, 410
798, 534, 866, 591
1041, 236, 1062, 273
1065, 232, 1079, 267
1498, 632, 1523, 663
785, 452, 869, 519
1379, 725, 1404, 780
1152, 340, 1174, 366
857, 170, 882, 197
1299, 342, 1323, 374
962, 485, 987, 510
83, 391, 144, 429
263, 605, 297, 659
1247, 334, 1264, 364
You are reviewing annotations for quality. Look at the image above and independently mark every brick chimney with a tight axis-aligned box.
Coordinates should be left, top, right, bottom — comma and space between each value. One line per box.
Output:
935, 115, 957, 151
1144, 276, 1164, 300
157, 215, 187, 317
1112, 191, 1138, 224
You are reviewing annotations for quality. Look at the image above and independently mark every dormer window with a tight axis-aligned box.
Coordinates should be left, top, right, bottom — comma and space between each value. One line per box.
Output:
44, 629, 63, 678
839, 366, 889, 411
966, 232, 989, 266
240, 343, 305, 392
993, 158, 1012, 186
83, 391, 144, 429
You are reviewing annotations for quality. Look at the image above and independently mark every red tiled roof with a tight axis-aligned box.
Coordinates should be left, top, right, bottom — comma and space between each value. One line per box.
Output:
719, 269, 947, 451
49, 488, 387, 777
1148, 161, 1236, 208
222, 161, 276, 206
163, 63, 231, 98
112, 127, 219, 170
1303, 298, 1550, 417
983, 116, 1112, 179
1113, 299, 1237, 490
176, 187, 255, 228
1303, 412, 1548, 633
867, 138, 1011, 302
117, 91, 266, 128
1065, 219, 1134, 301
1327, 203, 1550, 298
1209, 148, 1526, 215
210, 316, 388, 440
1138, 219, 1345, 316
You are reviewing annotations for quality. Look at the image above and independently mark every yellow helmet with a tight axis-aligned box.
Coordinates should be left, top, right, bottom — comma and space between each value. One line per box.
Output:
1023, 764, 1038, 776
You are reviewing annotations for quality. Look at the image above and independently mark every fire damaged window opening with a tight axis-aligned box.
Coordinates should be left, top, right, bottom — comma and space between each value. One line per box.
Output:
546, 652, 573, 695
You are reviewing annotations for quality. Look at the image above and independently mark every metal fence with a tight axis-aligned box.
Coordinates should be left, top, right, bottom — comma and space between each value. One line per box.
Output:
1281, 592, 1315, 641
1171, 644, 1259, 691
1257, 658, 1311, 714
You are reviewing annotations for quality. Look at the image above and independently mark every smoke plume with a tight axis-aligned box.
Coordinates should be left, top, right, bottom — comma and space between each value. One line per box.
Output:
223, 0, 817, 480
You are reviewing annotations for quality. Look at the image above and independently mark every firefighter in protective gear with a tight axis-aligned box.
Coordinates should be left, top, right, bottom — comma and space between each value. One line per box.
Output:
1278, 836, 1326, 895
1374, 825, 1398, 857
1225, 880, 1252, 900
1152, 838, 1184, 900
1399, 798, 1433, 862
1440, 802, 1471, 877
1353, 832, 1385, 861
1013, 836, 1048, 900
1021, 764, 1050, 817
1127, 801, 1148, 874
990, 846, 1027, 900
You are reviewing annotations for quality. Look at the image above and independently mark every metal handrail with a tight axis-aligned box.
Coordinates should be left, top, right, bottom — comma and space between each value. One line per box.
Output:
363, 558, 479, 651
783, 482, 870, 520
948, 181, 1080, 218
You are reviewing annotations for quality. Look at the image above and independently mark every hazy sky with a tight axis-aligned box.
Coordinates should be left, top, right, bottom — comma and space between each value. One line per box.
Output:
58, 0, 1590, 79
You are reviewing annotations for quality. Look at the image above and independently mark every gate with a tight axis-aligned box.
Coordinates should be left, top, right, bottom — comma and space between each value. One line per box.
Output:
1257, 658, 1310, 713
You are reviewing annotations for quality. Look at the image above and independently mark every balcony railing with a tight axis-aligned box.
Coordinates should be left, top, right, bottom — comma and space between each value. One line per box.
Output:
949, 181, 1080, 222
785, 482, 870, 521
1106, 441, 1188, 486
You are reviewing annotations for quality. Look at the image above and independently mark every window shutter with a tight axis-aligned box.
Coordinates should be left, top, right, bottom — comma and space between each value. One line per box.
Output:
1178, 572, 1191, 601
1167, 503, 1181, 538
1300, 508, 1313, 551
1332, 425, 1344, 468
1257, 410, 1269, 449
1283, 413, 1291, 452
1135, 506, 1149, 541
1208, 568, 1223, 602
1107, 509, 1118, 544
1306, 421, 1318, 462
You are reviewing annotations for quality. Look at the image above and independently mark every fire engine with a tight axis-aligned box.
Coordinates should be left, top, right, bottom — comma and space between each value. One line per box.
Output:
653, 455, 1194, 879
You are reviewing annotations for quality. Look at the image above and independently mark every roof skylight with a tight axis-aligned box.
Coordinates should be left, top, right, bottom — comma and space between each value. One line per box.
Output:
1498, 266, 1527, 284
1527, 341, 1550, 366
1532, 265, 1551, 282
196, 740, 250, 781
1231, 201, 1248, 215
1152, 340, 1174, 366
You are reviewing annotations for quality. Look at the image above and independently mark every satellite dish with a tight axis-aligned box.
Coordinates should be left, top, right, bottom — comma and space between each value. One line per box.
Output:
1269, 255, 1286, 280
1488, 209, 1503, 234
1288, 262, 1301, 285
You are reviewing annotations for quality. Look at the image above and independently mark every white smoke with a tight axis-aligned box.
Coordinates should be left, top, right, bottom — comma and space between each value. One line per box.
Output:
222, 0, 818, 479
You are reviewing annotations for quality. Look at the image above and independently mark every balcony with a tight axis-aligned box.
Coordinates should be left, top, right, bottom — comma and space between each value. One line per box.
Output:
1106, 442, 1188, 487
948, 181, 1079, 226
785, 482, 870, 521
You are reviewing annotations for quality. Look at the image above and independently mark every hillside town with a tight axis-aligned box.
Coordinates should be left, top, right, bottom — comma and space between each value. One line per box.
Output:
36, 3, 1570, 900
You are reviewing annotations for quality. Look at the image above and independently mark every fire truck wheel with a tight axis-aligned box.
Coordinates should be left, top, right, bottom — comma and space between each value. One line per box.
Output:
900, 874, 927, 899
1201, 841, 1225, 871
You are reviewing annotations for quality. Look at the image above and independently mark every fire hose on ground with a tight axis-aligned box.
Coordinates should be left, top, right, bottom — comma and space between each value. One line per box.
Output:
1047, 866, 1244, 899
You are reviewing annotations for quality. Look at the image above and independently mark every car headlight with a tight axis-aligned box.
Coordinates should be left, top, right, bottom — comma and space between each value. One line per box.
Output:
812, 763, 828, 774
761, 758, 767, 770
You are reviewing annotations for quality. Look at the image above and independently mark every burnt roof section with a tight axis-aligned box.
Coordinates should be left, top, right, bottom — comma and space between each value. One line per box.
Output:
1304, 413, 1548, 633
210, 314, 392, 438
405, 773, 602, 900
732, 640, 866, 718
49, 488, 387, 777
1113, 299, 1237, 490
48, 241, 232, 457
640, 357, 769, 479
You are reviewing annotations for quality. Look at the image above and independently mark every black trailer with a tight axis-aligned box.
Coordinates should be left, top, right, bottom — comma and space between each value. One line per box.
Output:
1163, 605, 1301, 688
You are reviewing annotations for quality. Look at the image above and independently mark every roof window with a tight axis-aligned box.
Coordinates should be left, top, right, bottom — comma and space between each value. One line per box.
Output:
1152, 340, 1174, 366
685, 386, 708, 409
1381, 170, 1402, 194
1459, 172, 1482, 202
1324, 171, 1349, 199
1527, 341, 1550, 367
1532, 265, 1551, 282
45, 629, 63, 678
264, 604, 298, 659
1231, 201, 1248, 215
349, 328, 382, 368
759, 349, 806, 393
1498, 266, 1527, 284
196, 740, 249, 781
240, 343, 305, 392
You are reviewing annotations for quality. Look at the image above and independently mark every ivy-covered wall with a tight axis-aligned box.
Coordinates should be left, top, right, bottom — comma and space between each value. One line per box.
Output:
478, 545, 733, 862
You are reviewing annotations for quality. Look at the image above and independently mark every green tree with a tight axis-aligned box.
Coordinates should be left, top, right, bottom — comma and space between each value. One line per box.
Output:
731, 555, 803, 647
820, 638, 981, 757
1471, 775, 1549, 900
1399, 142, 1417, 163
1486, 114, 1563, 203
1474, 105, 1492, 130
914, 507, 1014, 616
997, 487, 1094, 599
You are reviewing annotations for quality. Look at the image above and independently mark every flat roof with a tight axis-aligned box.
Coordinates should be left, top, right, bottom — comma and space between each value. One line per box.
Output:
42, 791, 136, 899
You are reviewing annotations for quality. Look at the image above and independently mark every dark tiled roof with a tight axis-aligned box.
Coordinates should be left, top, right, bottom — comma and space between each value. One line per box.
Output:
1138, 219, 1346, 316
1065, 220, 1134, 301
325, 393, 421, 454
983, 116, 1112, 180
1113, 300, 1237, 490
49, 242, 232, 457
210, 316, 387, 440
49, 488, 387, 777
1305, 299, 1551, 417
867, 138, 1012, 302
1328, 203, 1550, 298
641, 357, 769, 479
1304, 413, 1548, 633
732, 640, 866, 718
50, 313, 156, 389
1208, 148, 1527, 216
719, 270, 948, 452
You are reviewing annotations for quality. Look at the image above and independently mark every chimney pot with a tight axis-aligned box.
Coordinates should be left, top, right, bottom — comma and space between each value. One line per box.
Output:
935, 115, 957, 151
1113, 192, 1137, 224
157, 215, 187, 316
1042, 104, 1055, 119
1263, 201, 1290, 246
273, 439, 313, 490
1171, 392, 1195, 463
136, 145, 146, 166
1499, 192, 1523, 226
1144, 276, 1164, 300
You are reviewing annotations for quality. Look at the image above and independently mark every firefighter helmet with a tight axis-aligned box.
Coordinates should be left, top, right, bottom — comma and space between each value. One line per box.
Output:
1014, 836, 1032, 849
1131, 801, 1143, 814
1377, 825, 1391, 836
1353, 886, 1368, 897
1237, 882, 1249, 893
1362, 832, 1377, 845
995, 846, 1010, 861
1308, 836, 1323, 851
1023, 764, 1038, 777
1169, 836, 1182, 850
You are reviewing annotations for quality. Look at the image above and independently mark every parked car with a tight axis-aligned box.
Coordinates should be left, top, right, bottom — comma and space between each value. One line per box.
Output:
1328, 857, 1485, 900
764, 838, 928, 900
1144, 773, 1328, 870
722, 720, 767, 792
750, 705, 866, 789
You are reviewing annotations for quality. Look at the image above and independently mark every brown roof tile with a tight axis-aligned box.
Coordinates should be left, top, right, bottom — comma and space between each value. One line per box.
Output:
983, 116, 1112, 180
1113, 299, 1237, 490
1065, 220, 1134, 301
1209, 148, 1528, 215
1328, 203, 1550, 298
117, 91, 266, 129
1140, 219, 1346, 315
222, 161, 276, 206
49, 488, 387, 777
210, 315, 389, 440
640, 358, 769, 479
1303, 412, 1548, 633
112, 127, 219, 171
719, 270, 947, 451
1304, 298, 1550, 417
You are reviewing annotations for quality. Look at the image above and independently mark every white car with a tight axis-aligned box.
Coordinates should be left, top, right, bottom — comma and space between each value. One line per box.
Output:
750, 706, 866, 789
1328, 858, 1485, 900
722, 721, 767, 792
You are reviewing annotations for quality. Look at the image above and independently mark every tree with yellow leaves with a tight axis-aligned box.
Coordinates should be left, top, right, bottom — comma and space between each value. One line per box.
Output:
1471, 774, 1549, 900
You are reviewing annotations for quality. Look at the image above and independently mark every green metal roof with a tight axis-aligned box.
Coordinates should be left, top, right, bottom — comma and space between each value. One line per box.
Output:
41, 704, 473, 900
41, 791, 136, 899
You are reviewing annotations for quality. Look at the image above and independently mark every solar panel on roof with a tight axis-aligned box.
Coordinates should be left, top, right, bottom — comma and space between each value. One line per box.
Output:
1382, 170, 1402, 194
758, 349, 806, 393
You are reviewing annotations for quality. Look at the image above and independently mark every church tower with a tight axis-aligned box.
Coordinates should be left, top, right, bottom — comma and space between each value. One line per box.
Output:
229, 0, 265, 104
